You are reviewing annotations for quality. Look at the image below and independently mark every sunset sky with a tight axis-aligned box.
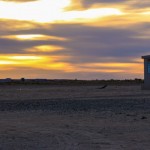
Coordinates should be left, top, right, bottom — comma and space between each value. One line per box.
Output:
0, 0, 150, 79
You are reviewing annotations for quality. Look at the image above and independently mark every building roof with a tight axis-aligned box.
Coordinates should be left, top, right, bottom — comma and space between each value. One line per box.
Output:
142, 55, 150, 59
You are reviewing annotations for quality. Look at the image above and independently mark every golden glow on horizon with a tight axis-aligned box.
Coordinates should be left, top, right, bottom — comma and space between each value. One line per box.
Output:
0, 55, 44, 65
140, 11, 150, 15
78, 62, 143, 74
1, 34, 67, 41
9, 56, 42, 60
0, 60, 17, 65
26, 45, 64, 52
86, 63, 131, 68
0, 54, 143, 77
0, 54, 74, 72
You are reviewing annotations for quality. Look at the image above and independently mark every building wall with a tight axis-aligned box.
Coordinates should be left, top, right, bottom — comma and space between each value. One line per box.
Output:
142, 59, 150, 90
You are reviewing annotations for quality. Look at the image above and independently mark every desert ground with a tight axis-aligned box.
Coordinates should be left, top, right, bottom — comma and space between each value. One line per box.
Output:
0, 85, 150, 150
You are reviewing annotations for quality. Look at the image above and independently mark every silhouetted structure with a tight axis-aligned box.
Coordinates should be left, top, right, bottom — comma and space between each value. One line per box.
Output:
142, 55, 150, 90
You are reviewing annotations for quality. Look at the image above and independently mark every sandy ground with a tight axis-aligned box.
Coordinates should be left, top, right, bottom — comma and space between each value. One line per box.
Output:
0, 85, 150, 150
0, 85, 150, 101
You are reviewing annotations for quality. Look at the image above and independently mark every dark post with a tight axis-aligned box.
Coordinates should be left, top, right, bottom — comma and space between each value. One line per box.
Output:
142, 55, 150, 90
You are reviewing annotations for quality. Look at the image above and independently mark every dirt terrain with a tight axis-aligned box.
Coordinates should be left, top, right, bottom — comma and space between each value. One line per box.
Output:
0, 85, 149, 150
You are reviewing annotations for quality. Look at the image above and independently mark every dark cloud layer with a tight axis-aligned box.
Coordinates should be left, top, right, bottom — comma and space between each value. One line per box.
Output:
44, 24, 150, 59
1, 22, 149, 63
69, 0, 150, 10
81, 0, 123, 6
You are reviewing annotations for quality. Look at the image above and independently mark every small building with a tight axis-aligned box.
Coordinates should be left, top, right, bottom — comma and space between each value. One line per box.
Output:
142, 55, 150, 90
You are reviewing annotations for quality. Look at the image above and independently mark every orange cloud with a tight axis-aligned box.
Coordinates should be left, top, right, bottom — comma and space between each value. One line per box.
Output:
25, 45, 64, 53
1, 34, 67, 41
0, 54, 74, 72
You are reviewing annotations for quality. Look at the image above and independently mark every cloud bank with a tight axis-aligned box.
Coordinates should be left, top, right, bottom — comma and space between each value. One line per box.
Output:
0, 0, 149, 79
